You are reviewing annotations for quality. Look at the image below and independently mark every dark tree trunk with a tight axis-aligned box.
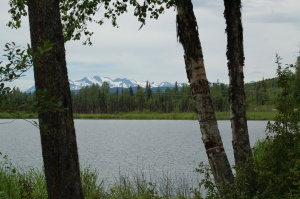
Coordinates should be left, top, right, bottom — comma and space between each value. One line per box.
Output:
27, 0, 84, 198
176, 0, 234, 189
223, 0, 253, 167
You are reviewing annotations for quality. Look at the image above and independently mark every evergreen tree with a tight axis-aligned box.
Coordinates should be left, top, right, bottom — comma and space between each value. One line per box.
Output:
292, 53, 300, 103
145, 81, 152, 101
135, 85, 144, 112
99, 82, 110, 113
174, 81, 178, 93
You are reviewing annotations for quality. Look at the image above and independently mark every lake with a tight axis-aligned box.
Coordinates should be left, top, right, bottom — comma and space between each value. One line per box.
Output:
0, 119, 268, 184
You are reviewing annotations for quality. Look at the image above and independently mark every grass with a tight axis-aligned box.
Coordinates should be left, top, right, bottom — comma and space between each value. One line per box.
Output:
246, 111, 276, 120
73, 112, 198, 120
0, 164, 47, 198
75, 111, 277, 120
0, 111, 277, 120
0, 160, 201, 199
0, 112, 37, 119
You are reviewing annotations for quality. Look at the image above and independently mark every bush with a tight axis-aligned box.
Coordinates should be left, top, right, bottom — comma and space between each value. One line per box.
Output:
193, 55, 300, 198
253, 134, 300, 198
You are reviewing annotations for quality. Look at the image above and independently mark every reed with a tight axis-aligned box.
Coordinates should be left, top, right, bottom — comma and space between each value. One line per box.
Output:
0, 160, 200, 199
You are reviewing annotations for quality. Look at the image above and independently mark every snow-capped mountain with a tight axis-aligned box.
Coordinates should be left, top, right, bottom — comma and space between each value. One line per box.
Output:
25, 75, 186, 93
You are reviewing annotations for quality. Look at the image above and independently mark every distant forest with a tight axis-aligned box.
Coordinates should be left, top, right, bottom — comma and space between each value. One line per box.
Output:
5, 73, 300, 114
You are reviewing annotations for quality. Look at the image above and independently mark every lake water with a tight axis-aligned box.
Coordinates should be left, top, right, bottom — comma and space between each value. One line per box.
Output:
0, 119, 268, 184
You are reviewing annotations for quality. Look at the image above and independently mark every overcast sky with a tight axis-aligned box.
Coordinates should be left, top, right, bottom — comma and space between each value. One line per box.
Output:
1, 0, 299, 91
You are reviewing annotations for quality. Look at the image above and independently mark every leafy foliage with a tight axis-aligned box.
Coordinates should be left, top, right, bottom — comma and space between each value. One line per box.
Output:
193, 162, 219, 199
266, 55, 300, 135
257, 54, 300, 198
0, 41, 54, 116
8, 0, 175, 45
0, 42, 32, 97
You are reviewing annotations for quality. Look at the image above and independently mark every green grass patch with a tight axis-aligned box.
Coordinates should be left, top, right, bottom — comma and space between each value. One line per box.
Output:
73, 112, 199, 120
73, 112, 276, 120
0, 111, 276, 120
0, 112, 37, 119
246, 111, 276, 120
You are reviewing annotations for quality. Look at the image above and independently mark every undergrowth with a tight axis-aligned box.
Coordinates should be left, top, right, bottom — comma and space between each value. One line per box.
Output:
0, 157, 201, 199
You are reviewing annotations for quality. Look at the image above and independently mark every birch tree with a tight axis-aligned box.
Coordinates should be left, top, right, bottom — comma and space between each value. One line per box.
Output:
223, 0, 252, 169
222, 1, 256, 195
175, 0, 234, 189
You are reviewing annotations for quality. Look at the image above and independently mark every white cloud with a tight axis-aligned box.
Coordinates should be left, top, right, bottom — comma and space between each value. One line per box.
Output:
242, 0, 300, 81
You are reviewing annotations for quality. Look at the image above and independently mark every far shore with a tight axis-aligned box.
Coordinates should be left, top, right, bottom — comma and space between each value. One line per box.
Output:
0, 112, 276, 120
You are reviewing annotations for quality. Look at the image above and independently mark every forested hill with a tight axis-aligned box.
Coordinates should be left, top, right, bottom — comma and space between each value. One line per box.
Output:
6, 76, 296, 114
244, 77, 279, 111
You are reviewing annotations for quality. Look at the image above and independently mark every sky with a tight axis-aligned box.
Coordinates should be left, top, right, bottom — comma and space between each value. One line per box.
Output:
1, 0, 300, 91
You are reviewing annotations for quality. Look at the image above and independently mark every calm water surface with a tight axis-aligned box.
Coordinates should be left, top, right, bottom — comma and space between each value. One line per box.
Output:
0, 119, 267, 181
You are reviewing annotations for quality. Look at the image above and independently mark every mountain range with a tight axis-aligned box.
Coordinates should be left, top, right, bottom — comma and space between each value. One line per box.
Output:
25, 75, 187, 93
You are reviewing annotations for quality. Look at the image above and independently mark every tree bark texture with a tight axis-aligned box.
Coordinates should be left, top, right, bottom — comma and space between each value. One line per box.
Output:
27, 0, 84, 198
176, 0, 234, 189
223, 0, 252, 166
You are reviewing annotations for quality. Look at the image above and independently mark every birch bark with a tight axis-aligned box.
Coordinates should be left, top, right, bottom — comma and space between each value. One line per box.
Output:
223, 0, 253, 167
176, 0, 234, 189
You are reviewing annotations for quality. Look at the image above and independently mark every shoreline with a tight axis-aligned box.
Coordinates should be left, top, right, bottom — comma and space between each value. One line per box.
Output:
0, 112, 276, 120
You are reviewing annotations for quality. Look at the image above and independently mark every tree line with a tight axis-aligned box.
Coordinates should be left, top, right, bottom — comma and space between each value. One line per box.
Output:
71, 82, 195, 114
5, 69, 300, 115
